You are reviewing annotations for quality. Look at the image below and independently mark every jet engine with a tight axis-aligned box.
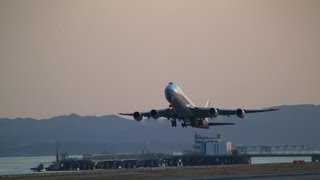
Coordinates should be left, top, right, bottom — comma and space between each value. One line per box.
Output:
208, 108, 219, 118
236, 108, 245, 118
133, 111, 143, 121
150, 109, 159, 119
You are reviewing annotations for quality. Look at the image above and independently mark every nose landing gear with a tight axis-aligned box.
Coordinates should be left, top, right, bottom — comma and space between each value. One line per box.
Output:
171, 119, 177, 127
181, 122, 187, 128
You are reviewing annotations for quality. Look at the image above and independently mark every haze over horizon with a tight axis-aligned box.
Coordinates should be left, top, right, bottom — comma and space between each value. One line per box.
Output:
1, 0, 319, 119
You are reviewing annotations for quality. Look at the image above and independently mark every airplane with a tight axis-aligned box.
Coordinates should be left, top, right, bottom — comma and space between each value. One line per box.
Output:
119, 82, 278, 129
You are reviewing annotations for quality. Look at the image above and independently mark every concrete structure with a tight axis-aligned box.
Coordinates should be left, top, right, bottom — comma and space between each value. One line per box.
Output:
193, 133, 232, 155
234, 145, 314, 155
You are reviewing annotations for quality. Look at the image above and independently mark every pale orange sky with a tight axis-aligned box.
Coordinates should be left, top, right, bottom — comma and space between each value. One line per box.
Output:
0, 0, 319, 119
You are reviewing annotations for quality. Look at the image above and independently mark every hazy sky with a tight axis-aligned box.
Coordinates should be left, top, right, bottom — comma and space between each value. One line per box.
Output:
1, 0, 319, 119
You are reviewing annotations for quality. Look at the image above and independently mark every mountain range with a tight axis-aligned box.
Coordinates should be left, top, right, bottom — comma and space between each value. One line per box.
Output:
0, 104, 319, 156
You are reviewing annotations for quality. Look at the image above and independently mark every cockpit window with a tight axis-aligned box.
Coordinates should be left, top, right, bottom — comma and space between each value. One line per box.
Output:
169, 82, 173, 85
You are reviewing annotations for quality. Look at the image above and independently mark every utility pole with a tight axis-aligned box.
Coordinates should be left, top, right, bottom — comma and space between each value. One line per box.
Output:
56, 141, 59, 162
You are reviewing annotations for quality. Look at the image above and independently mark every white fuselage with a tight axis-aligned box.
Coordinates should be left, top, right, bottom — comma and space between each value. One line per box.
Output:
164, 82, 209, 128
165, 82, 196, 118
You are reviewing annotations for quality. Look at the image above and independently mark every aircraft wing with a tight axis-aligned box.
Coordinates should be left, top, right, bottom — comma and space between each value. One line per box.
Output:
208, 122, 235, 126
120, 107, 278, 120
190, 107, 278, 118
155, 108, 178, 119
218, 108, 278, 115
119, 108, 178, 119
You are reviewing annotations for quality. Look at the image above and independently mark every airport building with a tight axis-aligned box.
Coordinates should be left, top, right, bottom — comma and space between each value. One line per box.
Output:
193, 133, 232, 155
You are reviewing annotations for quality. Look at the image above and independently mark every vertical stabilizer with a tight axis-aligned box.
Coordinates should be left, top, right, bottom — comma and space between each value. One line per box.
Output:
205, 99, 211, 122
205, 99, 211, 108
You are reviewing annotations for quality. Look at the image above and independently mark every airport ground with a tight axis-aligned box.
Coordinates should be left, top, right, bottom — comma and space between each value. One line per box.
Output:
2, 162, 320, 180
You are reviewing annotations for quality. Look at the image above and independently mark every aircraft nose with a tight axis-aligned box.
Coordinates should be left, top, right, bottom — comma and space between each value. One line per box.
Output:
165, 83, 176, 102
165, 83, 175, 93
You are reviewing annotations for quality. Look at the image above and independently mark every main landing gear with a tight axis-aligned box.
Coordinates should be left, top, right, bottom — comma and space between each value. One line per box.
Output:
181, 122, 187, 128
171, 119, 177, 127
171, 119, 188, 128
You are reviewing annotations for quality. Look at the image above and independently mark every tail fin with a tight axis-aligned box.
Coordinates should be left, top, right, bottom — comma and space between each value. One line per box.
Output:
205, 99, 211, 108
204, 99, 211, 123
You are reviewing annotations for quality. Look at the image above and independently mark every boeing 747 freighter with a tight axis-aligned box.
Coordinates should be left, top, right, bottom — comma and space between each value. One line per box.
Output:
119, 82, 278, 129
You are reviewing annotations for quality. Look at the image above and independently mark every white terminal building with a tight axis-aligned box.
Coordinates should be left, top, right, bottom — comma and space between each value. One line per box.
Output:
193, 133, 232, 155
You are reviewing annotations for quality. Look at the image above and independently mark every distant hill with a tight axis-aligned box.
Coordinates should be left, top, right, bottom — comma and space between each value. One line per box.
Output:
0, 104, 319, 156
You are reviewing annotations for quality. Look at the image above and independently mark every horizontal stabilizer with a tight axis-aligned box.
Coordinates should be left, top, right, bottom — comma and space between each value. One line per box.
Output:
208, 122, 235, 126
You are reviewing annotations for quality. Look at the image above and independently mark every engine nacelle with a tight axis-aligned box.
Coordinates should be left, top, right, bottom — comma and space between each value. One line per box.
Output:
208, 108, 219, 117
133, 111, 143, 121
236, 108, 245, 118
150, 109, 159, 119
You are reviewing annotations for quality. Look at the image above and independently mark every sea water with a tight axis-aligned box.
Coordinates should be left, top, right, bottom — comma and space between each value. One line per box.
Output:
0, 155, 81, 176
0, 156, 55, 175
251, 156, 312, 164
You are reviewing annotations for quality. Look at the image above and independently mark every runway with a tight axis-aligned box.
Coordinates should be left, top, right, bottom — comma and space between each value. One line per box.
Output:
1, 163, 320, 180
190, 172, 320, 180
